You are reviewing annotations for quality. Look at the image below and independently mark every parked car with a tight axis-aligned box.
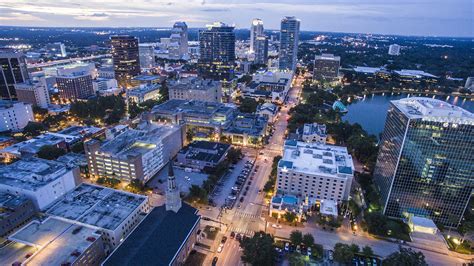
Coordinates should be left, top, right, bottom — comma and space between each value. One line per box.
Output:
284, 242, 290, 252
236, 234, 242, 241
212, 257, 218, 266
230, 231, 235, 238
329, 250, 334, 261
271, 224, 282, 229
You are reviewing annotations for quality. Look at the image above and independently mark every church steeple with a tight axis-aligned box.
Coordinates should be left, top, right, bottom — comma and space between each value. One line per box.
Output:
165, 160, 181, 212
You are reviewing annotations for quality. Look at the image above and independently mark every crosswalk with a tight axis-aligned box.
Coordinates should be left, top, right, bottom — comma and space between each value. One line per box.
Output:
227, 226, 255, 237
233, 211, 260, 219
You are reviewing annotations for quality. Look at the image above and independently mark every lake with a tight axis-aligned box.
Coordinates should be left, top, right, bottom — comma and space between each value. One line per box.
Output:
342, 93, 474, 137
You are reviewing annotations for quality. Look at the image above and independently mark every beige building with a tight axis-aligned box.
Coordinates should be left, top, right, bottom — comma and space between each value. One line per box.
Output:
168, 77, 222, 103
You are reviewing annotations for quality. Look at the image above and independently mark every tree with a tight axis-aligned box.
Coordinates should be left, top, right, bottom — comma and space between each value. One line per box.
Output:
70, 141, 84, 153
302, 233, 315, 247
37, 145, 66, 160
238, 97, 259, 113
362, 246, 374, 257
288, 253, 305, 266
383, 247, 427, 266
240, 231, 276, 266
284, 211, 298, 223
226, 147, 242, 164
289, 230, 303, 246
333, 243, 357, 264
23, 121, 46, 137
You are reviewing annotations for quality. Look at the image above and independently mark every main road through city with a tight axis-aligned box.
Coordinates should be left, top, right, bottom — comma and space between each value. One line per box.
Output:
202, 75, 470, 266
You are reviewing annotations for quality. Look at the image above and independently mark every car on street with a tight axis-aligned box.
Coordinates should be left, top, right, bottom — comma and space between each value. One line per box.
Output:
329, 250, 334, 261
284, 242, 289, 252
217, 243, 224, 253
221, 236, 227, 243
236, 233, 242, 241
212, 257, 218, 265
228, 196, 237, 200
271, 224, 282, 229
230, 231, 235, 238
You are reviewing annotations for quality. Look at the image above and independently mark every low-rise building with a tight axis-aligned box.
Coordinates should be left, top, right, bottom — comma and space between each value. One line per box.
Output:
269, 195, 304, 222
256, 102, 278, 123
222, 113, 268, 147
85, 122, 183, 182
177, 141, 230, 170
0, 100, 33, 132
244, 70, 292, 103
46, 183, 150, 250
0, 133, 68, 159
297, 123, 327, 144
127, 84, 161, 104
0, 193, 36, 237
9, 217, 105, 266
0, 157, 80, 210
131, 74, 163, 87
92, 78, 118, 92
168, 77, 222, 103
276, 140, 354, 204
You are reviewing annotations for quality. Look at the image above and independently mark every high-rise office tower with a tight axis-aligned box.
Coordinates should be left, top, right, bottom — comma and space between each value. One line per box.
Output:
374, 97, 474, 227
0, 50, 30, 100
110, 36, 140, 89
139, 43, 156, 69
279, 16, 300, 71
313, 54, 341, 80
250, 18, 264, 53
198, 22, 235, 81
14, 73, 50, 108
171, 21, 189, 59
254, 35, 269, 65
56, 72, 94, 101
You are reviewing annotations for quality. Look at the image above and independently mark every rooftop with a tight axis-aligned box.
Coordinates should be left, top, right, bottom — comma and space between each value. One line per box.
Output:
279, 141, 354, 178
0, 158, 71, 191
299, 123, 327, 137
47, 183, 147, 231
224, 113, 268, 137
392, 97, 474, 124
179, 141, 230, 163
394, 69, 438, 78
0, 133, 66, 156
127, 84, 161, 96
353, 66, 383, 74
315, 53, 340, 61
57, 125, 103, 138
9, 217, 101, 266
103, 203, 199, 266
132, 74, 163, 82
168, 77, 221, 91
0, 100, 29, 110
0, 194, 32, 219
97, 123, 180, 159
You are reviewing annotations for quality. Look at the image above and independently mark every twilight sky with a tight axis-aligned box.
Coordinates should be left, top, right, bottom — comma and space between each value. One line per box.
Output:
0, 0, 472, 37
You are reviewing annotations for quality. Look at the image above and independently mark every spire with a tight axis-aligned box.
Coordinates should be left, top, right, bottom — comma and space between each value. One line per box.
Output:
166, 159, 181, 212
168, 159, 174, 178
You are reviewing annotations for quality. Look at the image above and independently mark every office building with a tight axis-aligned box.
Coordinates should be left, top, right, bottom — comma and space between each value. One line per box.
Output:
98, 66, 115, 79
177, 141, 231, 170
127, 84, 161, 104
256, 102, 278, 123
44, 42, 67, 57
0, 50, 30, 100
56, 72, 95, 101
45, 62, 98, 79
46, 183, 149, 249
131, 74, 163, 87
110, 35, 141, 89
8, 217, 105, 265
139, 43, 156, 69
14, 75, 50, 108
254, 35, 269, 65
373, 97, 474, 227
222, 113, 269, 147
243, 69, 292, 103
168, 77, 222, 103
198, 22, 236, 81
250, 18, 264, 53
85, 122, 183, 183
92, 78, 118, 92
279, 16, 300, 71
388, 44, 401, 55
313, 54, 341, 80
170, 21, 189, 60
296, 123, 327, 144
0, 193, 36, 237
0, 157, 80, 210
277, 140, 354, 203
0, 100, 33, 132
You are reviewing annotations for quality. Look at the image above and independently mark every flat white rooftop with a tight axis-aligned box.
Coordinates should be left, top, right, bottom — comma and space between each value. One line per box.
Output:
47, 183, 147, 231
279, 140, 354, 178
9, 217, 100, 266
392, 97, 474, 124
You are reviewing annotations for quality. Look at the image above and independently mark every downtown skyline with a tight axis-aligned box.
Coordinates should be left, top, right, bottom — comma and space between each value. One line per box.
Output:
0, 0, 472, 38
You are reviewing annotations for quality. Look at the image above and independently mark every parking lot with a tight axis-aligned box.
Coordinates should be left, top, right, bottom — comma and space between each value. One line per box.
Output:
208, 155, 255, 209
147, 163, 209, 195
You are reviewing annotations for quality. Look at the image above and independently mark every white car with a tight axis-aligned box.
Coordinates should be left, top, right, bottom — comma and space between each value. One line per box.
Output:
271, 224, 282, 229
228, 196, 237, 200
217, 243, 224, 253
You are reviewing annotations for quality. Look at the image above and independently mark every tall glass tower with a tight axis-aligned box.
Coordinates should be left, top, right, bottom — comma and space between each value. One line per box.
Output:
110, 35, 140, 89
374, 97, 474, 227
250, 18, 264, 53
0, 50, 30, 100
279, 16, 300, 72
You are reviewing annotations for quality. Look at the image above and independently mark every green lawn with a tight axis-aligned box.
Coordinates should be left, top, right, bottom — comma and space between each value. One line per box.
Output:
203, 225, 220, 240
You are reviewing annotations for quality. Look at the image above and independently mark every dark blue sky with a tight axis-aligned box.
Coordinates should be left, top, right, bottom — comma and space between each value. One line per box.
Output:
0, 0, 472, 37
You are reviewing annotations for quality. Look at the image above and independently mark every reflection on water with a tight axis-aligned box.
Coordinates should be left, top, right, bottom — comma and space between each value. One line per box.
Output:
342, 93, 473, 137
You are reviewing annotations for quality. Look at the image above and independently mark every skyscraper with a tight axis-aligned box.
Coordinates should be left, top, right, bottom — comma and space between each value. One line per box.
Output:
313, 54, 341, 80
0, 50, 30, 100
139, 43, 155, 69
254, 36, 269, 66
250, 18, 264, 53
56, 72, 94, 101
110, 36, 140, 89
171, 21, 189, 59
279, 16, 300, 71
373, 97, 474, 227
198, 22, 236, 81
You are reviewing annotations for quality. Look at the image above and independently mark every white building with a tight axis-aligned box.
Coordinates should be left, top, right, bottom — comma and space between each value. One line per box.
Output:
277, 140, 354, 204
14, 76, 51, 108
0, 158, 79, 210
388, 44, 401, 56
168, 77, 222, 103
139, 43, 156, 69
0, 101, 34, 132
250, 18, 264, 53
85, 123, 183, 183
127, 84, 161, 104
92, 78, 118, 92
256, 102, 278, 123
46, 183, 150, 249
44, 62, 98, 79
297, 123, 327, 144
244, 69, 293, 103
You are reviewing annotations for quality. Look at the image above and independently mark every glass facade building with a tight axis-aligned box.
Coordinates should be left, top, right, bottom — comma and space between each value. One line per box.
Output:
374, 97, 474, 227
0, 51, 30, 100
110, 35, 140, 89
278, 16, 300, 72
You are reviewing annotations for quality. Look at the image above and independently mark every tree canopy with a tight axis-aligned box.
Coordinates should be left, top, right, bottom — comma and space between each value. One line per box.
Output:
383, 247, 427, 266
37, 145, 66, 160
240, 231, 276, 266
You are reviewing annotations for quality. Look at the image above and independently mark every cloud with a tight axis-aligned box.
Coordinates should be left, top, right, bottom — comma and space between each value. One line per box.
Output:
0, 11, 45, 22
74, 13, 110, 21
200, 8, 230, 12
